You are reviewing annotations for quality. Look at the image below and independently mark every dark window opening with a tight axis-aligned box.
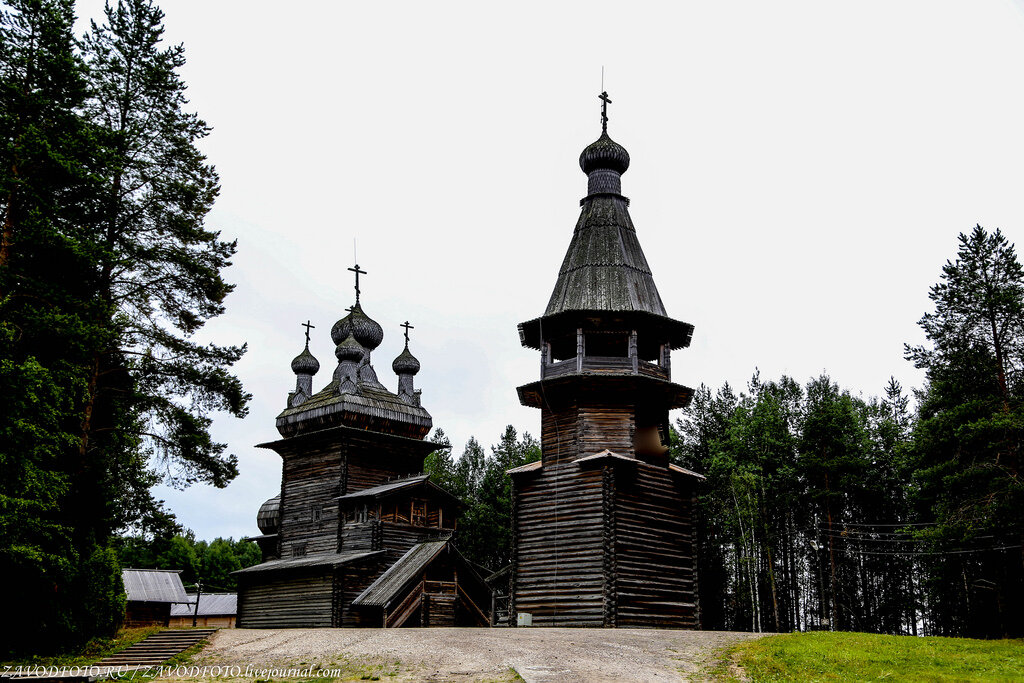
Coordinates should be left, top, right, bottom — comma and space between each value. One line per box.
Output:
547, 335, 578, 361
586, 333, 628, 357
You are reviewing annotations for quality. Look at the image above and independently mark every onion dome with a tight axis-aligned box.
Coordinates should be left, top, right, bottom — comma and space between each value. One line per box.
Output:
392, 346, 421, 375
579, 131, 630, 175
335, 333, 365, 362
331, 302, 384, 351
290, 343, 320, 375
256, 495, 280, 534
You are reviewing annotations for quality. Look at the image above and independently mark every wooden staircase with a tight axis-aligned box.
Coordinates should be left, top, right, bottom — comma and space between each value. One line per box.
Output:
92, 629, 216, 669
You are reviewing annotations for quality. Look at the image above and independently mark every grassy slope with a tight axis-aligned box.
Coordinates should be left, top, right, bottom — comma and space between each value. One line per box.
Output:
723, 631, 1024, 682
2, 626, 163, 669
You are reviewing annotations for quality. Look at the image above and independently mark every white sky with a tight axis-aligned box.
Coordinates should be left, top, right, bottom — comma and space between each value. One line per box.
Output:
73, 0, 1024, 541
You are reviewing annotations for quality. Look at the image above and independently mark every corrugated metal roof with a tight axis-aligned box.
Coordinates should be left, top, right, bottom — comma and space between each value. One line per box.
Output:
122, 569, 190, 604
169, 593, 237, 617
351, 541, 448, 608
232, 549, 384, 575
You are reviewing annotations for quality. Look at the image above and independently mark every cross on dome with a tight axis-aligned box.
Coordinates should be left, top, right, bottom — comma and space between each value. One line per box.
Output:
401, 321, 414, 347
599, 91, 612, 133
347, 263, 367, 304
302, 320, 315, 345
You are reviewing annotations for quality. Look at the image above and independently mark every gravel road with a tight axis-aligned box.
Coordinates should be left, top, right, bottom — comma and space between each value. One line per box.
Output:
190, 627, 762, 682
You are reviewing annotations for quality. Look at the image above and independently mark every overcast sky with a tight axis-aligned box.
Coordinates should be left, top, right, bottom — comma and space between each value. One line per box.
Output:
73, 0, 1024, 541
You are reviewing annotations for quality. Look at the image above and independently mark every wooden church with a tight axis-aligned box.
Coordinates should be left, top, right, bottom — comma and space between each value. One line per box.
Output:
508, 93, 704, 628
235, 276, 490, 628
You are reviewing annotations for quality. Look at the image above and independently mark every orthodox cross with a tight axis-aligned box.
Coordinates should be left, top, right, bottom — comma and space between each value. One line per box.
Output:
599, 91, 612, 133
301, 320, 315, 345
347, 263, 367, 304
401, 321, 414, 346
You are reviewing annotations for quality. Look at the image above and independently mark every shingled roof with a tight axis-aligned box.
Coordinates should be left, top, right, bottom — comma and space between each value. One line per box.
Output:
545, 195, 668, 317
351, 541, 448, 607
276, 380, 432, 439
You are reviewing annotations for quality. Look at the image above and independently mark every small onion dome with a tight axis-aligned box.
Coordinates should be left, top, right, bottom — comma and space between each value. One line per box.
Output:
290, 344, 320, 375
331, 302, 384, 350
335, 333, 365, 362
579, 131, 630, 175
392, 346, 421, 375
256, 495, 280, 534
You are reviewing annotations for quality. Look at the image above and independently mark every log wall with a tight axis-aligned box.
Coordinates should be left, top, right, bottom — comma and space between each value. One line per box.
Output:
614, 465, 697, 628
280, 447, 341, 557
513, 461, 606, 626
237, 571, 333, 628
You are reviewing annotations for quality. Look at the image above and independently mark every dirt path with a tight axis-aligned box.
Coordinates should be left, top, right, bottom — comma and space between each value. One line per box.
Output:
187, 627, 762, 682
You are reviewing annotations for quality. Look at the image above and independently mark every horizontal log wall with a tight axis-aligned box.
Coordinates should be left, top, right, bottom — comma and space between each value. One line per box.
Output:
280, 448, 341, 557
339, 520, 376, 552
614, 465, 697, 628
337, 560, 387, 627
237, 571, 333, 628
347, 449, 424, 494
513, 462, 606, 626
579, 403, 634, 458
541, 403, 579, 466
382, 521, 438, 556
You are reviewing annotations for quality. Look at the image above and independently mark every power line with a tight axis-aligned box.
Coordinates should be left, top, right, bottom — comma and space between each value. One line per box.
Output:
844, 545, 1019, 557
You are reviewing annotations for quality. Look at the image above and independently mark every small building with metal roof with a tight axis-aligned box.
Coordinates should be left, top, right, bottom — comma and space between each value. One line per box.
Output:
122, 568, 190, 627
169, 593, 237, 628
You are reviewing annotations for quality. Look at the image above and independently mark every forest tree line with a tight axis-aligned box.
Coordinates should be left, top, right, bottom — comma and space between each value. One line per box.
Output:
671, 226, 1022, 639
426, 226, 1023, 640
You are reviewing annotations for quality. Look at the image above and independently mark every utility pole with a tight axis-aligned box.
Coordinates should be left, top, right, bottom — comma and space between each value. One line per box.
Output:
192, 578, 203, 628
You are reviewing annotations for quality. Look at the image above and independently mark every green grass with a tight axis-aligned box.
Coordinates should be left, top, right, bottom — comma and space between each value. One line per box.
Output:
719, 631, 1024, 682
1, 626, 162, 668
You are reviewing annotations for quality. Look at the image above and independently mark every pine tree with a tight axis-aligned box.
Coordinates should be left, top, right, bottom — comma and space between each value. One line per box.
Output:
1, 0, 250, 653
0, 0, 118, 653
906, 225, 1024, 637
79, 0, 249, 499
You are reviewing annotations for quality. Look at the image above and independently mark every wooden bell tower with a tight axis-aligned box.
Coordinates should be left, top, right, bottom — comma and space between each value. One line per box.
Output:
509, 93, 704, 628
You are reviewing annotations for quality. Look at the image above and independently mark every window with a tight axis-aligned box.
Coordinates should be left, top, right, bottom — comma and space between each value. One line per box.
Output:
586, 332, 628, 357
411, 500, 427, 527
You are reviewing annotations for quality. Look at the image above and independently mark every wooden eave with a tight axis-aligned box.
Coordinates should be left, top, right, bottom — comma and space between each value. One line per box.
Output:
517, 310, 694, 351
232, 549, 386, 576
669, 462, 706, 481
516, 374, 694, 410
572, 448, 706, 482
256, 423, 442, 458
506, 460, 543, 476
334, 475, 463, 510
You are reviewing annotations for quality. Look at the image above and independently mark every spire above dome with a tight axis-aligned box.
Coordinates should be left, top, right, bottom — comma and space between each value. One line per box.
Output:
291, 320, 320, 375
332, 264, 384, 350
542, 92, 667, 318
579, 91, 630, 196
